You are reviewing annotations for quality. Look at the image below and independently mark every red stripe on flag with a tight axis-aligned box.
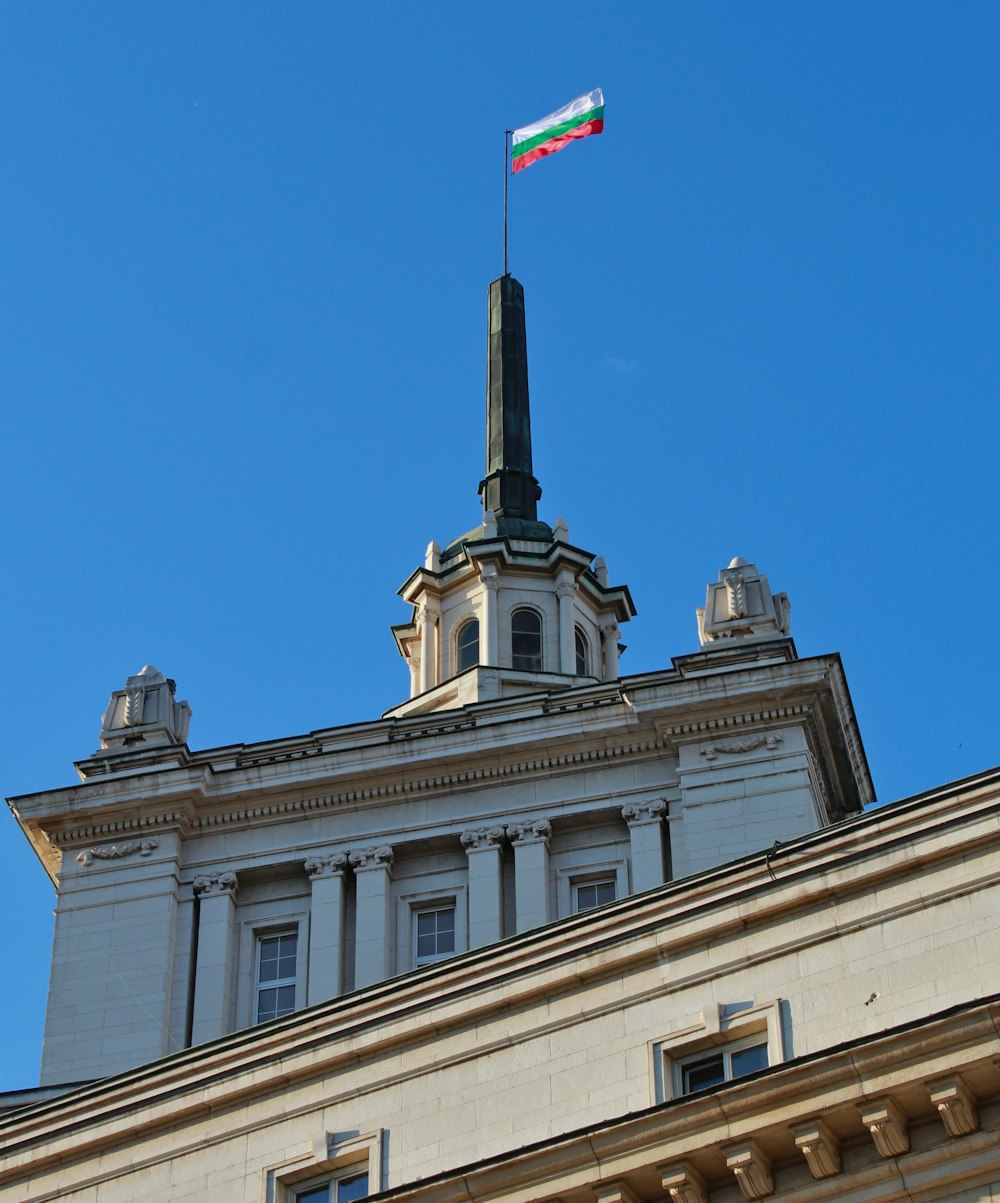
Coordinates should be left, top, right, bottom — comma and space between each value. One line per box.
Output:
511, 118, 604, 173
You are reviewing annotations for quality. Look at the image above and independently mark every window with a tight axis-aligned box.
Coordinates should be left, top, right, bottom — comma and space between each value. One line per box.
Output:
574, 879, 616, 911
414, 905, 456, 965
255, 931, 298, 1023
677, 1037, 768, 1094
511, 608, 542, 670
574, 626, 589, 675
457, 619, 479, 672
294, 1170, 369, 1202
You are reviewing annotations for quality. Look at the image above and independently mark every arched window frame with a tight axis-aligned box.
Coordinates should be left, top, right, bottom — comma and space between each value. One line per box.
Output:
455, 618, 480, 673
510, 606, 543, 671
574, 626, 590, 676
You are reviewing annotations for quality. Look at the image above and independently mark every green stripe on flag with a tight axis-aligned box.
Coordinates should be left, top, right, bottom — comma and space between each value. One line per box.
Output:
512, 106, 604, 159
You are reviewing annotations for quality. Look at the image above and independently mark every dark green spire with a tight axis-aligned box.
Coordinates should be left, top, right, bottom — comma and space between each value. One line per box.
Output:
478, 275, 542, 524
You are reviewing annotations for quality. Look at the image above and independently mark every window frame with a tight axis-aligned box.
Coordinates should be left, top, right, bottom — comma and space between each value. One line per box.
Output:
556, 859, 629, 920
266, 1128, 383, 1203
573, 878, 617, 913
675, 1032, 770, 1095
236, 909, 309, 1031
510, 606, 543, 671
254, 929, 300, 1024
395, 881, 468, 974
413, 903, 457, 966
650, 999, 785, 1103
574, 625, 590, 676
291, 1168, 369, 1203
455, 617, 480, 673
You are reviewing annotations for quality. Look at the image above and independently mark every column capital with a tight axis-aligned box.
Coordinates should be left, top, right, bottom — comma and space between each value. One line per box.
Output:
461, 826, 505, 852
507, 818, 551, 845
480, 568, 501, 592
193, 870, 239, 898
304, 852, 348, 880
555, 577, 577, 600
622, 798, 667, 825
349, 845, 395, 872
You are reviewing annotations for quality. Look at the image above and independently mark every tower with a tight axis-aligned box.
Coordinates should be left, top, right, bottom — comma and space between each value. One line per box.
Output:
388, 276, 635, 717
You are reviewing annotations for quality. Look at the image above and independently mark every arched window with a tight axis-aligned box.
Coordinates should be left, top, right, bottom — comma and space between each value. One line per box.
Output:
574, 626, 589, 676
511, 608, 542, 671
457, 619, 479, 672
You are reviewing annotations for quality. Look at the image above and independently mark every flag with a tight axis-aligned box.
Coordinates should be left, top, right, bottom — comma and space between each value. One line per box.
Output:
511, 88, 604, 173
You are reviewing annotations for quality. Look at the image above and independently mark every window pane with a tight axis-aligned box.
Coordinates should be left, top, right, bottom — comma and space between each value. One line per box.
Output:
511, 609, 542, 670
337, 1172, 369, 1201
296, 1188, 329, 1203
682, 1053, 726, 1093
730, 1043, 768, 1078
457, 620, 479, 671
576, 880, 615, 911
415, 906, 456, 961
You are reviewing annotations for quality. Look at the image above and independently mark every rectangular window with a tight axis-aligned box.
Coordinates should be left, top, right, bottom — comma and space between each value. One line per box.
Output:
574, 879, 616, 912
414, 905, 456, 966
678, 1038, 768, 1095
295, 1170, 368, 1202
256, 931, 298, 1023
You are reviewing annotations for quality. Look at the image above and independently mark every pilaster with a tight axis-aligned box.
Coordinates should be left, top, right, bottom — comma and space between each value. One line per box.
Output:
621, 799, 667, 892
191, 870, 239, 1046
304, 853, 347, 1005
556, 575, 577, 673
461, 826, 505, 948
350, 846, 394, 988
507, 818, 551, 933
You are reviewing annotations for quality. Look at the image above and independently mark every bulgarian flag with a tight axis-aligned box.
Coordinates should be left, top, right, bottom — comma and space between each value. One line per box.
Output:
511, 88, 604, 173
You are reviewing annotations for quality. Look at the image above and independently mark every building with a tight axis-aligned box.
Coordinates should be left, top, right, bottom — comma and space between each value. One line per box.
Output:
2, 276, 999, 1203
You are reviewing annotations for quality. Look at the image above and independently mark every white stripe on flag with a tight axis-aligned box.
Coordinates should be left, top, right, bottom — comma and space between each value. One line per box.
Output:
512, 88, 604, 146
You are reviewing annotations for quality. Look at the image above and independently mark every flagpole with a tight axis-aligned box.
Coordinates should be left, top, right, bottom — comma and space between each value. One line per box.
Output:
503, 129, 511, 276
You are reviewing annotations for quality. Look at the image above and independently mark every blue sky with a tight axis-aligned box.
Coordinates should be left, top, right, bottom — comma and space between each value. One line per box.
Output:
2, 3, 997, 1092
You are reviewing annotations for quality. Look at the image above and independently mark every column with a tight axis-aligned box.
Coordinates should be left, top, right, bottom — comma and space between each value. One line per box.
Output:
304, 853, 347, 1005
507, 818, 552, 933
480, 568, 499, 664
556, 575, 577, 674
601, 620, 621, 681
461, 826, 505, 948
418, 604, 439, 693
350, 845, 394, 988
191, 870, 239, 1045
408, 653, 420, 698
622, 799, 668, 893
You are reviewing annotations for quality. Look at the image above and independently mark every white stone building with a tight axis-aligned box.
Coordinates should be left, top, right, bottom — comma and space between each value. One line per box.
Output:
2, 275, 998, 1203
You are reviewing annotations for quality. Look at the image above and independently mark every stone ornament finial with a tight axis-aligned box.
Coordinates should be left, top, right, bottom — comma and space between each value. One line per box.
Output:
193, 870, 239, 898
98, 665, 192, 752
696, 557, 791, 649
304, 853, 348, 880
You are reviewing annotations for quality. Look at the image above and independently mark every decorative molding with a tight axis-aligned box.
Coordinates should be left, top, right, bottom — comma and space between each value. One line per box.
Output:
859, 1098, 910, 1157
621, 799, 666, 825
122, 687, 145, 728
791, 1118, 841, 1179
700, 734, 782, 761
304, 852, 348, 880
77, 839, 159, 867
726, 573, 748, 619
460, 826, 505, 852
723, 1139, 774, 1200
659, 1161, 708, 1203
193, 870, 238, 898
349, 845, 394, 871
927, 1075, 979, 1137
507, 818, 551, 845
